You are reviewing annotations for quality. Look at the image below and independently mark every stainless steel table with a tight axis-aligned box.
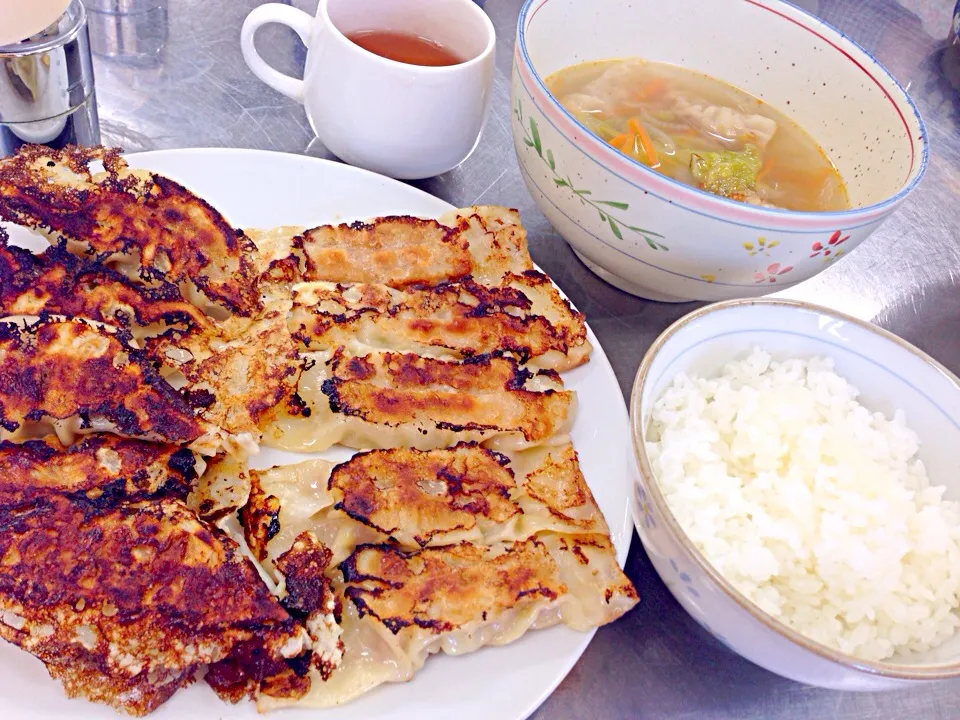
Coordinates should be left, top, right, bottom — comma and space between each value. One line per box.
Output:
87, 0, 960, 717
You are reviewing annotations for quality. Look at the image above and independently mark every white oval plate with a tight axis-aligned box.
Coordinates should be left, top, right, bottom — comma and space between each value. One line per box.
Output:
0, 148, 634, 720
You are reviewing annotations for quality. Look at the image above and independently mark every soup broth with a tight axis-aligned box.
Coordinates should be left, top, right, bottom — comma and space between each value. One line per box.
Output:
546, 59, 849, 212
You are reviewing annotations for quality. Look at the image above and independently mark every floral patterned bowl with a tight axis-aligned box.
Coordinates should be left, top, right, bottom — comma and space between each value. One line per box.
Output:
630, 299, 960, 690
511, 0, 927, 302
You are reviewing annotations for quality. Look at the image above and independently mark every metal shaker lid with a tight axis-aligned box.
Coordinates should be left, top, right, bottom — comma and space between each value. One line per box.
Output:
0, 0, 96, 124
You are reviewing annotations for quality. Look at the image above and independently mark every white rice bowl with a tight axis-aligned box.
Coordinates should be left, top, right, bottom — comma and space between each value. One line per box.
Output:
647, 347, 960, 662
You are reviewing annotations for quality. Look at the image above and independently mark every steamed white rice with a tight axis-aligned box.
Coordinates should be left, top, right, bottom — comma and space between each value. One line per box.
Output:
647, 347, 960, 661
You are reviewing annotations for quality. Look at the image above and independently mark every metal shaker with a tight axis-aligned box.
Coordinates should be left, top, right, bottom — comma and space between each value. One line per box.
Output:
0, 0, 100, 155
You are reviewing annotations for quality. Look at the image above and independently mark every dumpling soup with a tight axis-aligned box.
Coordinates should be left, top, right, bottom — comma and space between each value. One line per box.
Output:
546, 59, 849, 212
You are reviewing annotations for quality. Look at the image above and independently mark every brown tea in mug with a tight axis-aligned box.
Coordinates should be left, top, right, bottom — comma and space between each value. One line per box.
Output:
346, 29, 463, 67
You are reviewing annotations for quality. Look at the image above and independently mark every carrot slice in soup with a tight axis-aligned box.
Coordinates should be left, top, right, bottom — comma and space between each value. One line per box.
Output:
628, 118, 659, 167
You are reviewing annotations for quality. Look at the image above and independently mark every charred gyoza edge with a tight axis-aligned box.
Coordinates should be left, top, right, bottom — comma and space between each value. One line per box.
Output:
0, 236, 210, 334
0, 238, 303, 457
255, 533, 638, 711
259, 349, 576, 454
0, 145, 261, 316
0, 435, 325, 716
253, 205, 534, 290
288, 270, 592, 372
0, 315, 210, 450
240, 443, 612, 570
0, 434, 199, 506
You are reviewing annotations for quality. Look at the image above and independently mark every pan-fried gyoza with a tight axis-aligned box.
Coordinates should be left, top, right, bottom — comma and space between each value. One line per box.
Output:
0, 239, 210, 334
242, 443, 611, 565
0, 436, 329, 717
261, 350, 576, 453
287, 271, 591, 371
0, 143, 635, 717
0, 233, 301, 457
0, 316, 213, 451
235, 443, 637, 710
0, 146, 262, 317
254, 205, 534, 290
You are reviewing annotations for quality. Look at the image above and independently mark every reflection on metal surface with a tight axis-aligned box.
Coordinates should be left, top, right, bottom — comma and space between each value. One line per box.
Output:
875, 280, 960, 369
85, 0, 168, 66
0, 0, 100, 155
774, 281, 883, 323
942, 21, 960, 102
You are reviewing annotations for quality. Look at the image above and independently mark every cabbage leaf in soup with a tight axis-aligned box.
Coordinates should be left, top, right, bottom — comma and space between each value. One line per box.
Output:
689, 145, 762, 201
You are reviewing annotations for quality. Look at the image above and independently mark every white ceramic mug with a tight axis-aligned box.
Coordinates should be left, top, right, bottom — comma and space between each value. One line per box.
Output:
241, 0, 496, 180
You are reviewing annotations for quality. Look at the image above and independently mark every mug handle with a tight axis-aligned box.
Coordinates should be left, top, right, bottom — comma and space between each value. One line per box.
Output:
240, 4, 314, 102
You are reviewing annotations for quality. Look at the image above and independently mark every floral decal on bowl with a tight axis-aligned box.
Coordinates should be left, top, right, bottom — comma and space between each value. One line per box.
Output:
515, 100, 669, 251
742, 236, 779, 257
810, 230, 849, 261
669, 558, 700, 599
753, 262, 793, 284
700, 274, 717, 283
635, 483, 656, 530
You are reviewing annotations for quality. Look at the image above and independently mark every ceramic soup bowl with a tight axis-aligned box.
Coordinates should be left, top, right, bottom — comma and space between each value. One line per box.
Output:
511, 0, 927, 302
630, 299, 960, 690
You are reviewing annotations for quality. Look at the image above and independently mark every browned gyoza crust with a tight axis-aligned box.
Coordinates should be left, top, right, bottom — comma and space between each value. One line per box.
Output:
207, 532, 344, 701
329, 444, 520, 547
0, 317, 204, 445
0, 237, 302, 450
0, 145, 260, 315
340, 539, 566, 634
241, 443, 613, 566
288, 270, 591, 371
145, 308, 301, 448
295, 216, 471, 287
0, 434, 198, 504
288, 206, 533, 288
0, 237, 210, 332
338, 534, 639, 641
322, 351, 574, 443
241, 471, 283, 562
0, 436, 315, 716
271, 533, 344, 682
